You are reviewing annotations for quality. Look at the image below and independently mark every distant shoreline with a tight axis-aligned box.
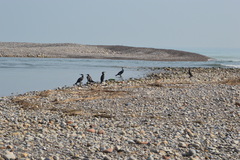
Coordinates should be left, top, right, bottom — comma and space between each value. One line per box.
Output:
0, 42, 210, 61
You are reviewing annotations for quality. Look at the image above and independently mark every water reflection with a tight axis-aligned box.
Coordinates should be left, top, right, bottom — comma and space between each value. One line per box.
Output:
0, 58, 150, 97
0, 57, 239, 97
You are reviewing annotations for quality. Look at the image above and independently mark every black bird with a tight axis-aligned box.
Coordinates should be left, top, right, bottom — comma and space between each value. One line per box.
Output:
188, 68, 193, 78
87, 74, 94, 83
75, 74, 84, 86
115, 67, 124, 77
100, 72, 105, 83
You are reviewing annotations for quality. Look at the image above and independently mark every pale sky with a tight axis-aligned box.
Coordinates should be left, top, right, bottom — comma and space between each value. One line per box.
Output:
0, 0, 240, 49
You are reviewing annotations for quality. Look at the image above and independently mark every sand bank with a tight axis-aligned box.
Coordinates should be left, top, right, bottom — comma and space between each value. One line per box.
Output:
0, 42, 210, 61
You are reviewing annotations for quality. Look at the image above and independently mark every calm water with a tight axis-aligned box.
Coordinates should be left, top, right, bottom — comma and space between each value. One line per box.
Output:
0, 48, 239, 97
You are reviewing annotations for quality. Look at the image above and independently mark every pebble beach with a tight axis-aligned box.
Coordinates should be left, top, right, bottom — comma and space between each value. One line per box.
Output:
0, 42, 210, 61
0, 67, 239, 160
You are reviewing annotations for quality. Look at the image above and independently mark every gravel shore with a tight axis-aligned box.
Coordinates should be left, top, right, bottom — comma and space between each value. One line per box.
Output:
0, 67, 239, 160
0, 42, 209, 61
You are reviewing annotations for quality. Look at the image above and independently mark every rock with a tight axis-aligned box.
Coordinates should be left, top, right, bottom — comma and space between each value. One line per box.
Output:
66, 120, 74, 124
162, 155, 171, 159
42, 158, 48, 160
44, 158, 53, 160
20, 152, 29, 158
190, 156, 201, 160
162, 140, 168, 145
189, 143, 201, 149
2, 151, 16, 160
134, 139, 149, 144
97, 129, 105, 134
146, 155, 154, 160
103, 155, 111, 160
210, 133, 216, 138
53, 156, 60, 160
183, 149, 196, 157
232, 140, 239, 144
159, 150, 167, 156
86, 128, 96, 133
185, 128, 195, 137
178, 142, 188, 148
128, 156, 137, 160
6, 145, 13, 149
89, 124, 97, 128
128, 140, 136, 144
115, 145, 123, 152
103, 147, 114, 153
139, 130, 145, 134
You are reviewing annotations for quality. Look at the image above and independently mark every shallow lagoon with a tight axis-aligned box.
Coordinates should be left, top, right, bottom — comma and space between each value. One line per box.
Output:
0, 55, 239, 97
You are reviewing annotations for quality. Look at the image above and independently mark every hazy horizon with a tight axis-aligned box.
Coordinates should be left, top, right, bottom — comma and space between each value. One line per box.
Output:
0, 0, 239, 50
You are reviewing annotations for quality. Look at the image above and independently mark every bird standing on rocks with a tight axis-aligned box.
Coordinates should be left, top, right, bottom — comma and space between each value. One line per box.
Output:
100, 72, 105, 83
188, 68, 193, 78
87, 74, 94, 83
74, 74, 84, 86
115, 67, 124, 77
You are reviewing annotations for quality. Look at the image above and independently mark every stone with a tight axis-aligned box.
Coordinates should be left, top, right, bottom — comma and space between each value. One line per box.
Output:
146, 155, 154, 160
162, 140, 168, 145
162, 155, 171, 159
183, 149, 196, 157
128, 140, 136, 144
159, 150, 167, 156
189, 143, 201, 149
103, 147, 114, 153
86, 128, 96, 133
20, 152, 29, 158
115, 145, 122, 152
53, 156, 60, 160
6, 145, 14, 149
97, 129, 105, 134
128, 156, 137, 160
134, 139, 149, 144
139, 130, 145, 134
3, 151, 16, 160
190, 156, 201, 160
103, 155, 111, 160
232, 140, 239, 144
178, 142, 188, 148
66, 120, 74, 124
185, 128, 195, 137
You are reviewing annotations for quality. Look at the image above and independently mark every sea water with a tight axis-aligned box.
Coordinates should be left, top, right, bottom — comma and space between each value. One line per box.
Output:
180, 48, 240, 68
0, 48, 239, 97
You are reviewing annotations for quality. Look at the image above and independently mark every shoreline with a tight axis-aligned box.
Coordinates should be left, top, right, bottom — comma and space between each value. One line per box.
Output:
0, 67, 239, 159
0, 42, 210, 61
0, 55, 210, 62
